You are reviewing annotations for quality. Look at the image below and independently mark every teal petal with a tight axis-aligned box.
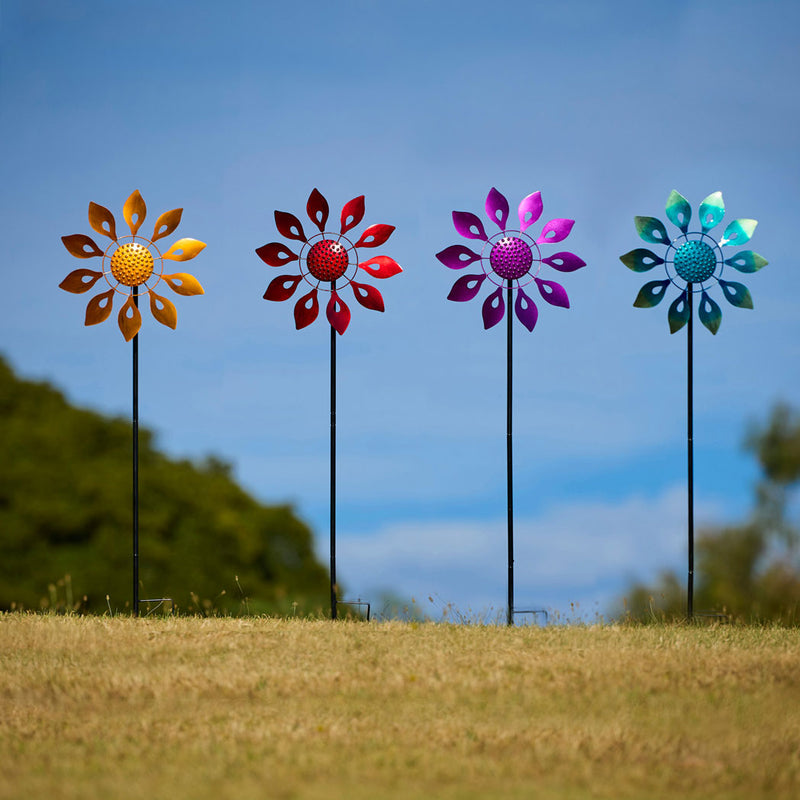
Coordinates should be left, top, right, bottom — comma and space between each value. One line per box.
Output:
698, 291, 721, 335
633, 279, 670, 308
724, 250, 768, 273
719, 218, 757, 247
719, 279, 753, 309
665, 190, 691, 234
699, 191, 725, 233
668, 290, 690, 334
634, 216, 670, 246
620, 248, 664, 272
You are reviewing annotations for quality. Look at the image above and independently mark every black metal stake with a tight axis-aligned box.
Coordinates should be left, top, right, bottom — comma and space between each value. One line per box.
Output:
687, 284, 694, 620
506, 280, 514, 626
132, 293, 139, 618
330, 281, 338, 620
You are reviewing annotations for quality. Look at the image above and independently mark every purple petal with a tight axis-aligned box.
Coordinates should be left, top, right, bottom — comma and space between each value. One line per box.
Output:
485, 188, 509, 230
515, 287, 538, 332
481, 285, 505, 328
436, 244, 482, 270
518, 192, 543, 232
447, 273, 487, 302
541, 251, 586, 272
536, 218, 575, 245
535, 278, 570, 308
452, 210, 488, 241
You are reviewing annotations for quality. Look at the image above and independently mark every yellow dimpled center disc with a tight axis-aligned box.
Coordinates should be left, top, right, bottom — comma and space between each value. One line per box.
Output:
110, 243, 155, 287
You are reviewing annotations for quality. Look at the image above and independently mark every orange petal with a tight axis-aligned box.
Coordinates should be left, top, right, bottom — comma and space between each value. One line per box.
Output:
88, 202, 117, 241
85, 289, 114, 326
161, 272, 204, 296
152, 208, 183, 243
60, 268, 103, 294
149, 290, 177, 329
123, 190, 147, 236
162, 238, 206, 261
118, 295, 142, 341
62, 234, 103, 259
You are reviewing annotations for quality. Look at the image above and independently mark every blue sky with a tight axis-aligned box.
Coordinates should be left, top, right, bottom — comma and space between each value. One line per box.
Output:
1, 0, 798, 619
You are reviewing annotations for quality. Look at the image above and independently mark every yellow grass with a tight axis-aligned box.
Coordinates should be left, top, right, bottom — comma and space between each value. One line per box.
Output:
1, 614, 798, 799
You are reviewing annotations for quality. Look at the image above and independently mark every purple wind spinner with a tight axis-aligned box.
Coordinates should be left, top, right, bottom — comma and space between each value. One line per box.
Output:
437, 188, 586, 625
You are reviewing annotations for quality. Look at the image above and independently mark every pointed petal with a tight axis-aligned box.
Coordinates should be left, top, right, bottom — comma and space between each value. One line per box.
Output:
350, 280, 384, 312
634, 216, 670, 246
294, 289, 319, 329
358, 255, 403, 279
327, 290, 351, 335
534, 278, 569, 308
161, 273, 204, 296
698, 291, 721, 335
256, 242, 299, 267
665, 190, 691, 233
518, 192, 543, 232
84, 289, 114, 326
668, 290, 690, 333
542, 251, 586, 272
633, 279, 670, 308
719, 219, 757, 247
149, 290, 177, 329
307, 189, 329, 232
340, 196, 365, 235
435, 244, 481, 270
263, 274, 303, 302
447, 273, 487, 302
59, 268, 103, 294
536, 218, 575, 245
481, 285, 505, 329
118, 295, 142, 341
699, 191, 725, 233
123, 190, 147, 236
514, 287, 538, 332
162, 238, 206, 262
62, 234, 103, 259
88, 202, 117, 241
485, 188, 510, 230
719, 279, 753, 309
274, 210, 307, 242
452, 211, 488, 241
353, 223, 394, 248
151, 208, 183, 243
620, 248, 664, 272
724, 251, 768, 273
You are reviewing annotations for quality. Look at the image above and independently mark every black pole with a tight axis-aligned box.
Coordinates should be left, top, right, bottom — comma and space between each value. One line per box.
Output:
506, 280, 514, 626
132, 293, 139, 618
687, 285, 694, 620
330, 281, 337, 620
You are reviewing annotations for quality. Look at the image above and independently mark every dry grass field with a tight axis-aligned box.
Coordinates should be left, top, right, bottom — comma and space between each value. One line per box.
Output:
1, 614, 798, 800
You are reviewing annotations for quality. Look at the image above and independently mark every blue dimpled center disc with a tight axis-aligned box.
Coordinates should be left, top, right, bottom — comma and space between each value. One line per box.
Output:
674, 240, 716, 282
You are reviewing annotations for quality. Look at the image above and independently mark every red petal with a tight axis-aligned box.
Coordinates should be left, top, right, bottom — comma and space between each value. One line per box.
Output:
353, 224, 395, 248
340, 196, 365, 235
256, 242, 299, 267
358, 255, 402, 279
307, 189, 329, 232
294, 289, 319, 329
274, 211, 307, 242
350, 280, 384, 312
326, 290, 351, 335
264, 274, 303, 302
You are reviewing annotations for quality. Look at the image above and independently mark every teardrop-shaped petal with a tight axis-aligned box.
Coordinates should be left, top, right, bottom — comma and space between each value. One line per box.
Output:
161, 273, 204, 296
452, 211, 488, 241
84, 289, 114, 326
481, 285, 505, 329
634, 216, 670, 246
518, 192, 543, 232
633, 279, 670, 308
62, 234, 103, 259
118, 295, 142, 341
151, 208, 182, 243
264, 274, 303, 302
668, 290, 690, 334
59, 268, 103, 294
485, 188, 509, 230
274, 210, 307, 242
514, 287, 538, 332
88, 202, 117, 241
307, 189, 329, 232
294, 289, 319, 329
719, 279, 753, 309
536, 219, 575, 245
447, 273, 487, 302
435, 244, 481, 270
340, 196, 365, 235
326, 290, 351, 335
353, 224, 395, 248
123, 190, 147, 236
358, 255, 403, 279
149, 290, 177, 329
699, 192, 725, 233
542, 251, 587, 272
724, 250, 768, 273
719, 219, 757, 247
698, 291, 721, 335
620, 248, 664, 272
665, 190, 691, 234
255, 242, 299, 267
162, 238, 206, 261
534, 278, 569, 308
350, 280, 384, 312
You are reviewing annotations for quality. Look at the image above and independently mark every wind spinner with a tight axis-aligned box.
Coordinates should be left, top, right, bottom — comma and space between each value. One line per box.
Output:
257, 189, 402, 619
621, 190, 767, 618
60, 190, 206, 615
437, 188, 586, 625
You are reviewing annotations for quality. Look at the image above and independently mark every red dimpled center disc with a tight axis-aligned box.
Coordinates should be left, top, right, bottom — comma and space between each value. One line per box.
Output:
306, 239, 349, 281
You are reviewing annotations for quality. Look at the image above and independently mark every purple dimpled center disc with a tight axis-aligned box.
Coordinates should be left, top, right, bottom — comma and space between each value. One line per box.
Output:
489, 236, 533, 280
307, 239, 349, 281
